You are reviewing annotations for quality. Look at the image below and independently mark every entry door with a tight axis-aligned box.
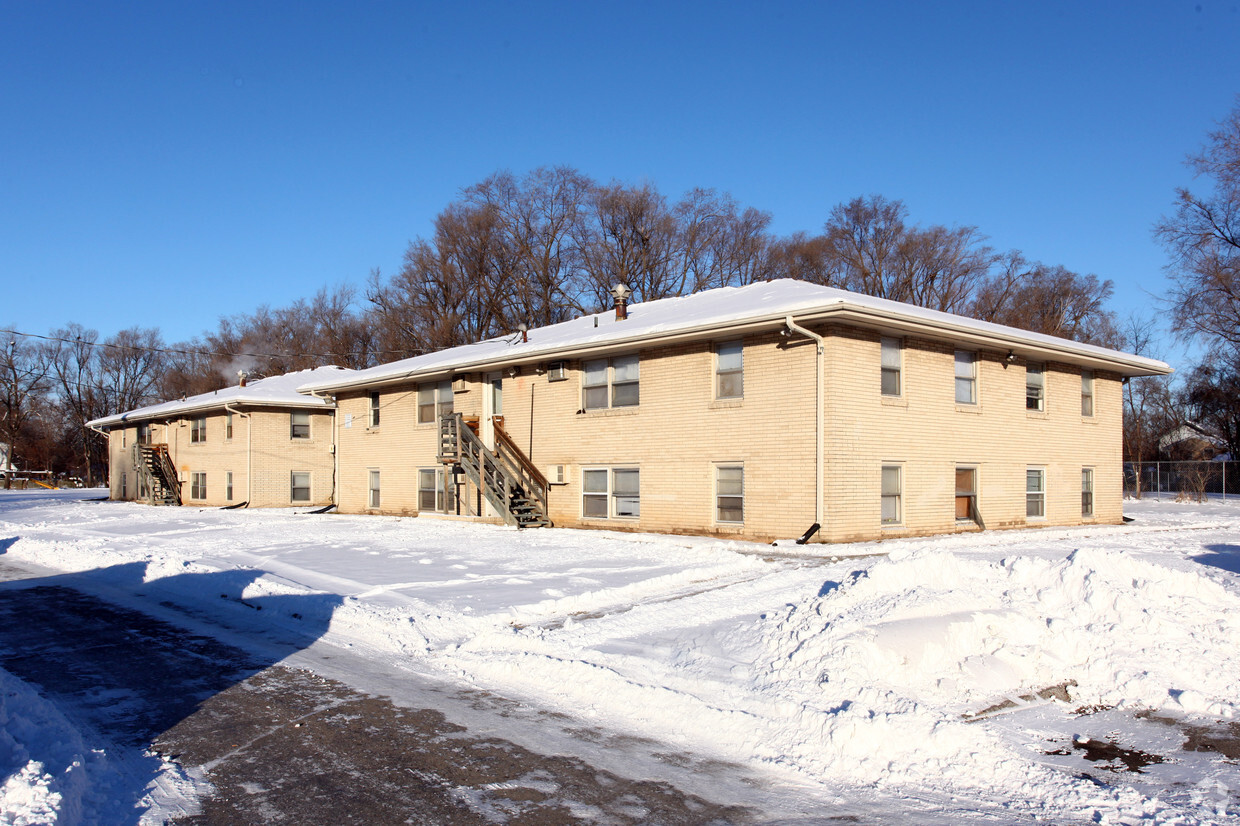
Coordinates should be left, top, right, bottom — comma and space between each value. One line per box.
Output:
482, 371, 503, 449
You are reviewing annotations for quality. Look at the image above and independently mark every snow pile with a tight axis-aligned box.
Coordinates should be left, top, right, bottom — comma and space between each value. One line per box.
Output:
0, 666, 95, 825
748, 545, 1240, 802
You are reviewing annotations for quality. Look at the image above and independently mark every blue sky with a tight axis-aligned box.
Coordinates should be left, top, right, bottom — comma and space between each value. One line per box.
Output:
2, 1, 1237, 368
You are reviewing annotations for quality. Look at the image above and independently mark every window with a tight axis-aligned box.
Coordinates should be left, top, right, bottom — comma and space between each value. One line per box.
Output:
291, 472, 311, 502
418, 381, 453, 424
954, 351, 976, 404
1081, 371, 1094, 417
1082, 468, 1094, 517
138, 423, 150, 445
191, 472, 206, 500
191, 417, 206, 443
225, 412, 233, 440
881, 337, 902, 396
369, 392, 381, 427
716, 465, 744, 523
291, 411, 310, 439
225, 471, 233, 501
120, 474, 126, 498
582, 467, 639, 518
122, 429, 127, 448
369, 469, 381, 509
716, 341, 743, 399
1026, 468, 1046, 518
955, 467, 977, 522
418, 468, 441, 512
881, 465, 902, 525
583, 355, 640, 410
1026, 363, 1044, 411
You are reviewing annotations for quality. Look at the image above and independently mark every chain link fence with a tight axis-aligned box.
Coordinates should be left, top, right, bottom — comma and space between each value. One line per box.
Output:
1124, 461, 1240, 501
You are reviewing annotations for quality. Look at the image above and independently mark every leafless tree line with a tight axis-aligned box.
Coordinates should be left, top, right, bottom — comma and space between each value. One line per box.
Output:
3, 164, 1141, 482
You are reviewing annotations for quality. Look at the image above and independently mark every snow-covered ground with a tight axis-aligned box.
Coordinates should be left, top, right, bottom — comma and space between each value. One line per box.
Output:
3, 489, 1240, 824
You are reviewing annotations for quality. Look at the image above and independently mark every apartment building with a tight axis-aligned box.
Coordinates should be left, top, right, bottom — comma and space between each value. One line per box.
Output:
90, 366, 352, 508
297, 280, 1171, 544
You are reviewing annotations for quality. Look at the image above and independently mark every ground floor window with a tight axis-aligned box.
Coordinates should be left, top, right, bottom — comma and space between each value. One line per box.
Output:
716, 464, 743, 523
191, 472, 206, 500
225, 471, 233, 501
881, 465, 902, 525
291, 471, 311, 502
1082, 468, 1094, 517
583, 467, 639, 518
120, 474, 127, 499
1026, 467, 1046, 518
369, 469, 381, 509
955, 467, 976, 522
418, 467, 455, 513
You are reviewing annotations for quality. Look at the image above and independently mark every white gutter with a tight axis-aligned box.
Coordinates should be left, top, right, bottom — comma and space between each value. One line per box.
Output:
225, 404, 251, 504
784, 316, 825, 533
307, 390, 338, 507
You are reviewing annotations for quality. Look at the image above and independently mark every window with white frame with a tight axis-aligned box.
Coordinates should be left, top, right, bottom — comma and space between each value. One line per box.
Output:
954, 351, 976, 404
225, 471, 233, 501
138, 423, 150, 445
1081, 370, 1095, 417
881, 465, 902, 525
955, 466, 977, 522
290, 411, 310, 439
369, 469, 381, 509
369, 392, 381, 427
1026, 363, 1045, 411
225, 412, 233, 440
191, 417, 207, 443
418, 381, 453, 424
1026, 468, 1046, 518
716, 465, 744, 523
418, 468, 445, 512
1081, 468, 1094, 517
881, 337, 902, 396
191, 472, 206, 500
582, 467, 639, 518
291, 472, 311, 502
716, 341, 743, 399
120, 474, 127, 499
582, 355, 639, 410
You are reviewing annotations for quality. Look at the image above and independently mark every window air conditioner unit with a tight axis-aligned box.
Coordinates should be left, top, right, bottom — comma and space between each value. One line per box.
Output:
547, 464, 566, 485
547, 361, 568, 382
452, 376, 468, 392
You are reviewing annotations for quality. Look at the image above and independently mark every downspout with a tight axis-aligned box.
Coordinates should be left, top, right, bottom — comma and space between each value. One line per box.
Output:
225, 404, 251, 505
308, 391, 338, 508
784, 316, 825, 534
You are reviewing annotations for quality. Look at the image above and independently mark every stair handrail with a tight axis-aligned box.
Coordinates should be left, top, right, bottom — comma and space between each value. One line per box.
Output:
154, 444, 182, 505
491, 422, 548, 517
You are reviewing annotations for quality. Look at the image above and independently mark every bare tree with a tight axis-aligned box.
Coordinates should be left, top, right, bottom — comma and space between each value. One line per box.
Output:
1156, 96, 1240, 350
0, 330, 51, 487
971, 261, 1118, 345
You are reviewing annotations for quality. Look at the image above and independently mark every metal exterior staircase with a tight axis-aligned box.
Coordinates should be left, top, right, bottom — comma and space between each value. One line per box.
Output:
134, 443, 182, 506
439, 413, 550, 528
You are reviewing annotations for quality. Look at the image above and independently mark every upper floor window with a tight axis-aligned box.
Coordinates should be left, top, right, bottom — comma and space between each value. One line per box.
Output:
191, 417, 207, 443
716, 341, 743, 399
954, 351, 976, 405
225, 412, 233, 440
418, 381, 453, 424
1081, 371, 1095, 417
290, 411, 310, 439
369, 392, 381, 427
881, 337, 902, 396
583, 355, 639, 410
1026, 363, 1045, 411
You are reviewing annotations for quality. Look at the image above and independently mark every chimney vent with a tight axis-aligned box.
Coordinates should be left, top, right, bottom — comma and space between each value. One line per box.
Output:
612, 283, 632, 321
238, 370, 248, 388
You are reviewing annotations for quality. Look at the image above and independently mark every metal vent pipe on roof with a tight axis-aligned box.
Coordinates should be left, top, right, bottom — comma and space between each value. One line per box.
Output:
612, 283, 632, 321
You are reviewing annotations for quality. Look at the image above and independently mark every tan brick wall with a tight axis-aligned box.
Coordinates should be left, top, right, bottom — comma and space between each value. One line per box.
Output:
325, 322, 1127, 543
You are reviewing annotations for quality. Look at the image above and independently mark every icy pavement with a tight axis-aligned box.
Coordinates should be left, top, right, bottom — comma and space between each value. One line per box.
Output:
2, 489, 1240, 823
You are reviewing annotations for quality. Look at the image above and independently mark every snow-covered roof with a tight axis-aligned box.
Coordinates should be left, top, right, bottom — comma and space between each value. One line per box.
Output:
87, 366, 356, 428
298, 280, 1170, 394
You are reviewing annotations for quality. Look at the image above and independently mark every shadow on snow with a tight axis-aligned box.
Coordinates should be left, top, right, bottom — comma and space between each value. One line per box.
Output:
0, 555, 344, 824
1194, 543, 1240, 575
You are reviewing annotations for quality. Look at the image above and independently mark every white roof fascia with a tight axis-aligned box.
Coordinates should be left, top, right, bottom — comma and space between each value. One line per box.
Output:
89, 396, 335, 429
